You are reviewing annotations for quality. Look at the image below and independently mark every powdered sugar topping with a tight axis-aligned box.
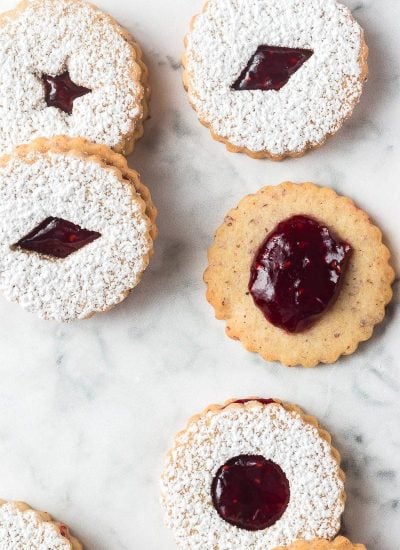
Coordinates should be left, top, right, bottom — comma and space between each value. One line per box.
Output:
161, 402, 344, 549
0, 150, 152, 321
0, 502, 71, 549
0, 0, 144, 153
185, 0, 365, 155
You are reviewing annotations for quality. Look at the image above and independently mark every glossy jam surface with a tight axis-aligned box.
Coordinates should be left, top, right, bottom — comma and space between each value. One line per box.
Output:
14, 217, 101, 259
211, 455, 290, 531
232, 45, 313, 91
42, 71, 91, 114
249, 215, 352, 333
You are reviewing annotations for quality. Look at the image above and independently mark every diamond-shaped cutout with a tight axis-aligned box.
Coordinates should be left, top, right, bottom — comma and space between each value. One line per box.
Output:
42, 71, 91, 115
13, 217, 101, 259
232, 45, 313, 92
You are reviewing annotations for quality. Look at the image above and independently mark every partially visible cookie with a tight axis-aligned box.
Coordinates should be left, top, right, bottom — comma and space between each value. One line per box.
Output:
274, 536, 366, 550
161, 398, 345, 549
183, 0, 368, 159
205, 182, 394, 367
0, 500, 82, 549
0, 0, 149, 155
0, 136, 157, 321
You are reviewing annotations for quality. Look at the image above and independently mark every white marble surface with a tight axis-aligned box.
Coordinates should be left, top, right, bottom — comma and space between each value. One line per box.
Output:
0, 0, 399, 548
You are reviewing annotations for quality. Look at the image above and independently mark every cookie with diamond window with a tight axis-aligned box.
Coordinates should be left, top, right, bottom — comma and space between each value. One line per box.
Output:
183, 0, 368, 159
0, 137, 156, 321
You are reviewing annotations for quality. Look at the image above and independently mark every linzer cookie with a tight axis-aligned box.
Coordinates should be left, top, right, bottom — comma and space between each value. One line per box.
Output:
0, 500, 82, 549
161, 398, 345, 549
0, 136, 156, 321
0, 0, 149, 155
274, 537, 366, 550
183, 0, 368, 159
204, 183, 394, 367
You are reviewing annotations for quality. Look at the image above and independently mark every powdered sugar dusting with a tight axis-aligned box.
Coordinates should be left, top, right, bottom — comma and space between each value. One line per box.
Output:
0, 0, 144, 153
185, 0, 365, 155
161, 403, 344, 549
0, 502, 71, 549
0, 150, 152, 321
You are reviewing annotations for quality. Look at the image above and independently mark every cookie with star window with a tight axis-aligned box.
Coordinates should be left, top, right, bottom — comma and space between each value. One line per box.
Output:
0, 136, 156, 321
161, 398, 345, 549
183, 0, 368, 159
204, 182, 394, 367
0, 0, 149, 155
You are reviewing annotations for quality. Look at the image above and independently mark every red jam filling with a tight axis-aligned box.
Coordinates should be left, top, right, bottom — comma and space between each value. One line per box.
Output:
249, 215, 352, 333
42, 71, 91, 115
13, 217, 101, 259
211, 455, 290, 531
232, 45, 313, 91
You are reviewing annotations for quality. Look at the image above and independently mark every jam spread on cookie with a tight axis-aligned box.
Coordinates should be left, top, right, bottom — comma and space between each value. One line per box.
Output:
13, 217, 101, 259
211, 454, 290, 531
249, 215, 352, 333
42, 72, 91, 115
232, 45, 313, 91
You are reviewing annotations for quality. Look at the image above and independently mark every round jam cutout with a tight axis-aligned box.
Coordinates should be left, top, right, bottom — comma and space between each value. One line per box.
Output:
249, 215, 352, 333
211, 454, 290, 531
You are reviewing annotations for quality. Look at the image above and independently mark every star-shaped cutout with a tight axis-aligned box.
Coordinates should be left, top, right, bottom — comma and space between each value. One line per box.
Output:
232, 45, 314, 92
42, 71, 92, 115
13, 217, 101, 259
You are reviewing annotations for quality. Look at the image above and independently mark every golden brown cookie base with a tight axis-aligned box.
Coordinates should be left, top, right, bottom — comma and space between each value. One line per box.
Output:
273, 536, 366, 550
204, 182, 394, 367
0, 136, 157, 320
182, 7, 368, 160
0, 500, 83, 549
0, 0, 150, 157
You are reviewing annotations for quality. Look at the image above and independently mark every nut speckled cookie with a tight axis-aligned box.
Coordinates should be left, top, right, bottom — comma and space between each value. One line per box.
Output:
183, 0, 368, 159
0, 0, 149, 155
0, 500, 82, 549
161, 398, 345, 550
274, 537, 366, 550
205, 183, 394, 367
0, 136, 156, 321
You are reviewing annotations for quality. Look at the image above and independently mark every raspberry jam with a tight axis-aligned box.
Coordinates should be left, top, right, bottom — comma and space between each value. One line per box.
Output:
13, 217, 101, 259
249, 215, 352, 333
211, 455, 290, 531
232, 45, 313, 91
42, 71, 91, 115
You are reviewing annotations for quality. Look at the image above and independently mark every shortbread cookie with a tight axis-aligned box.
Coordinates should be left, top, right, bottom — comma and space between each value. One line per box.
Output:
274, 537, 366, 550
205, 183, 394, 367
161, 398, 345, 549
0, 0, 149, 155
0, 137, 156, 321
0, 500, 82, 549
183, 0, 368, 159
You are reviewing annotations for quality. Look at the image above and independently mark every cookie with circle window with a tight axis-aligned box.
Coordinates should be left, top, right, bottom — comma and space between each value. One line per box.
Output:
0, 500, 82, 549
183, 0, 368, 159
0, 0, 149, 155
161, 398, 345, 549
204, 182, 394, 367
0, 136, 156, 321
273, 537, 366, 550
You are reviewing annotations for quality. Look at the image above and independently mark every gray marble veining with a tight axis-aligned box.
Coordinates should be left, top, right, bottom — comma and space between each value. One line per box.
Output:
0, 0, 398, 549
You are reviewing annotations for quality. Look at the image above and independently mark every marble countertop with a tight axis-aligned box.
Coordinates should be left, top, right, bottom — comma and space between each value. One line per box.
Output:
0, 0, 399, 548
